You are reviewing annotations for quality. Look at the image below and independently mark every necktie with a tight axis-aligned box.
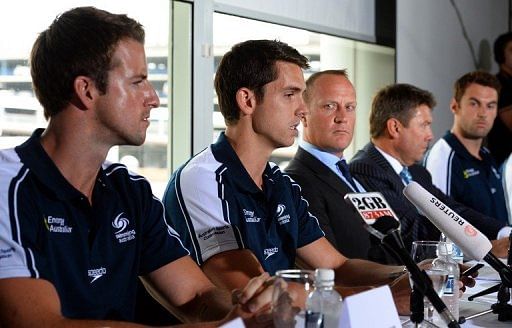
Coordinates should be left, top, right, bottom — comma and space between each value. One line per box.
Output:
337, 159, 359, 192
400, 167, 413, 185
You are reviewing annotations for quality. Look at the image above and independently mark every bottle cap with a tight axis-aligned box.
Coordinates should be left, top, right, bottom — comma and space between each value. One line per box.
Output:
315, 268, 335, 287
437, 242, 453, 256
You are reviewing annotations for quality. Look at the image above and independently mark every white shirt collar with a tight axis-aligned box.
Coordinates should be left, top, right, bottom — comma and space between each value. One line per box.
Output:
374, 145, 406, 176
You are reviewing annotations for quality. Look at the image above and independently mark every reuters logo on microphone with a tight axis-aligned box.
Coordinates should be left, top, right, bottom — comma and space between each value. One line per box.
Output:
464, 225, 477, 237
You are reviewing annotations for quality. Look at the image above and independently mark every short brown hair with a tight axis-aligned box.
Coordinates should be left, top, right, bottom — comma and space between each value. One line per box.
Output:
30, 6, 145, 119
214, 39, 309, 125
370, 83, 436, 138
453, 71, 501, 103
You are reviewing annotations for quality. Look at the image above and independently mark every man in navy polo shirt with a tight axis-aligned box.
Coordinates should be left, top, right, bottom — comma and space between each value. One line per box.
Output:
163, 40, 416, 315
0, 7, 273, 327
424, 71, 510, 225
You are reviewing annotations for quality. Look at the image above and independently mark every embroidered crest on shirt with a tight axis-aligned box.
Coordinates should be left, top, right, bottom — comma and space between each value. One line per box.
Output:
276, 204, 290, 225
263, 247, 279, 260
462, 168, 480, 179
88, 267, 107, 283
112, 212, 136, 243
44, 215, 73, 234
243, 208, 261, 223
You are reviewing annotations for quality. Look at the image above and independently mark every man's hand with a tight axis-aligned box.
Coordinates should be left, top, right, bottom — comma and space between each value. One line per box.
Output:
491, 237, 510, 258
226, 273, 275, 328
458, 263, 478, 294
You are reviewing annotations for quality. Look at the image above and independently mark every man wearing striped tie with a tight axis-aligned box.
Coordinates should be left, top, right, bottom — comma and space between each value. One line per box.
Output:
349, 83, 509, 256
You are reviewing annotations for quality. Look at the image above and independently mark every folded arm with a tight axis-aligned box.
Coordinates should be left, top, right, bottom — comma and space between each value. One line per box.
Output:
0, 278, 147, 328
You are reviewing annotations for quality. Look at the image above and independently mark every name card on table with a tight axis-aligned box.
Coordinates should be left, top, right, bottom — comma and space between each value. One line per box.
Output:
339, 285, 401, 328
219, 317, 245, 328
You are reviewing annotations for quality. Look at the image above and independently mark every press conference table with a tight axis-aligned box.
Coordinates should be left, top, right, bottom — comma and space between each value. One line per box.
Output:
402, 262, 512, 327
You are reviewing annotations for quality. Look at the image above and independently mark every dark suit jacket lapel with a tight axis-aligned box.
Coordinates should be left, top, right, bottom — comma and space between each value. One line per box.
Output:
364, 143, 405, 190
294, 147, 353, 196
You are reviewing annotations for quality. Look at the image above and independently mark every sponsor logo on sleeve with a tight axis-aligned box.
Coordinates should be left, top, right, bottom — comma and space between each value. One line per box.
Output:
112, 212, 136, 243
0, 247, 15, 260
197, 226, 231, 241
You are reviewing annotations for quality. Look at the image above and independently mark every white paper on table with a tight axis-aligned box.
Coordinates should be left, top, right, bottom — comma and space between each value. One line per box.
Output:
219, 317, 245, 328
339, 285, 401, 328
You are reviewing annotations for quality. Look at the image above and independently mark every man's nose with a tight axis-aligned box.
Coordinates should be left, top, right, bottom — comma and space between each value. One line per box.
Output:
145, 83, 160, 109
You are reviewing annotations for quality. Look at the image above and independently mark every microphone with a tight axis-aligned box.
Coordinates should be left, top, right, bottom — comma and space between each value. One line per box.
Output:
343, 191, 400, 240
345, 192, 460, 327
403, 181, 512, 287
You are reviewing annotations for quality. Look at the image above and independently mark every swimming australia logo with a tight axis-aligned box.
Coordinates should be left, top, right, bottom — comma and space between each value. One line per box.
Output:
275, 204, 290, 225
44, 215, 73, 234
264, 247, 279, 260
243, 208, 261, 223
88, 267, 107, 284
276, 204, 286, 217
112, 212, 136, 244
112, 212, 129, 234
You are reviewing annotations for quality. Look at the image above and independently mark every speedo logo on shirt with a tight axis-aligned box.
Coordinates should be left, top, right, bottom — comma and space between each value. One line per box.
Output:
112, 212, 136, 244
88, 267, 107, 283
263, 247, 278, 260
44, 215, 73, 234
243, 209, 261, 223
276, 204, 290, 225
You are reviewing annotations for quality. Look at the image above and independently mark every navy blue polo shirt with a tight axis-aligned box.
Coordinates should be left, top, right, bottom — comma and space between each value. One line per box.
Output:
424, 131, 509, 223
0, 129, 189, 321
163, 132, 324, 275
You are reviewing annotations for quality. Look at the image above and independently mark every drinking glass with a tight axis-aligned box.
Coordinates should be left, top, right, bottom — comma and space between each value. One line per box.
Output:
272, 269, 314, 328
410, 241, 449, 326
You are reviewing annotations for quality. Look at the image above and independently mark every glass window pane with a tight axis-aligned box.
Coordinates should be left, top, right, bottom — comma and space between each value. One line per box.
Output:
213, 13, 395, 166
0, 1, 171, 197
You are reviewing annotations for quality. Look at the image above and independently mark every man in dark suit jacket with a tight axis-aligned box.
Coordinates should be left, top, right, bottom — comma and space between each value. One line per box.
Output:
285, 70, 395, 263
349, 83, 509, 256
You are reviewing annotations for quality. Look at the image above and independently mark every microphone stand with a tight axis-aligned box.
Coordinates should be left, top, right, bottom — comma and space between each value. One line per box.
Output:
379, 229, 460, 328
410, 287, 425, 325
465, 232, 512, 322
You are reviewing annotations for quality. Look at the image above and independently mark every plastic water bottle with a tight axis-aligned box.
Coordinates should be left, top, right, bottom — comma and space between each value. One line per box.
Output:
305, 268, 342, 328
440, 233, 464, 263
432, 242, 460, 322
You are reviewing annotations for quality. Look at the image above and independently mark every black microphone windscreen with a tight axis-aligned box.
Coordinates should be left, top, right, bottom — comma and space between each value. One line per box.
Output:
371, 216, 400, 235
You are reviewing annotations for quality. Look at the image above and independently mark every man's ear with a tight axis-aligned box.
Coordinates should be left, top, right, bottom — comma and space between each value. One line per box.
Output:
235, 87, 256, 116
449, 98, 458, 114
386, 118, 401, 139
70, 76, 97, 111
